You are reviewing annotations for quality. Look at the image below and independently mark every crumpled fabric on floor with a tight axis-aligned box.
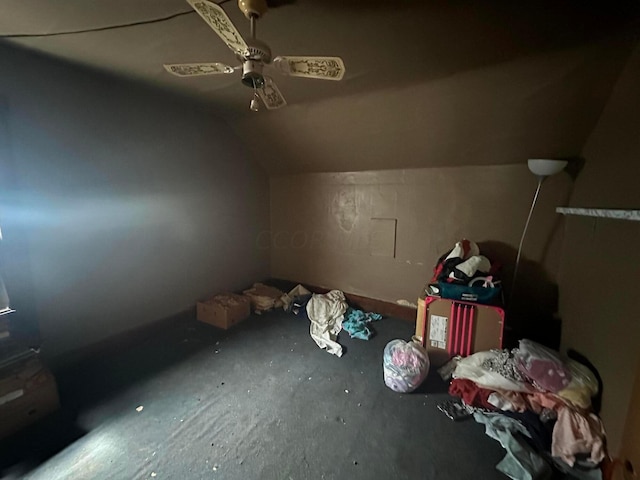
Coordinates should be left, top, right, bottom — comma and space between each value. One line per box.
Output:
501, 410, 555, 453
305, 290, 348, 357
449, 378, 497, 410
473, 411, 552, 480
487, 390, 565, 415
482, 349, 527, 384
453, 351, 533, 392
488, 390, 529, 412
552, 407, 606, 468
342, 307, 382, 340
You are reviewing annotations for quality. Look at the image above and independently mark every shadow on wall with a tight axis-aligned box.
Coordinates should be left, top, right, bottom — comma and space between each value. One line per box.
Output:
478, 241, 561, 350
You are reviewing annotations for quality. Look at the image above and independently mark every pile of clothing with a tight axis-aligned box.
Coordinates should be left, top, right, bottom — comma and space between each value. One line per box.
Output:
433, 239, 497, 284
443, 339, 604, 480
303, 289, 383, 357
428, 239, 502, 304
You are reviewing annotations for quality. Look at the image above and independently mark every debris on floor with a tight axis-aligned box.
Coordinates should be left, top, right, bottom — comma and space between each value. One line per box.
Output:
396, 299, 418, 309
280, 284, 312, 315
242, 283, 285, 314
136, 405, 144, 412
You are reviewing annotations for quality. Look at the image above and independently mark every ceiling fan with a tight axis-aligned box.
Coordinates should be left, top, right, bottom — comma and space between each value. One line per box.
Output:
164, 0, 346, 111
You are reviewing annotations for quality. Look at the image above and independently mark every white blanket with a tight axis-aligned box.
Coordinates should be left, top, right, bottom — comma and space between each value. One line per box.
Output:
306, 290, 348, 357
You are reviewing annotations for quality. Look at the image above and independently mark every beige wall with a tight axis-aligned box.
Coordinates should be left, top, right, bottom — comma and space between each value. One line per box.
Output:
559, 42, 640, 455
270, 164, 570, 308
0, 44, 270, 358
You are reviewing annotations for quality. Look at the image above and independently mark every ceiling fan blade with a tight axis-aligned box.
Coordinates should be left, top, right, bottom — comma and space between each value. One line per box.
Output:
187, 0, 249, 57
273, 56, 345, 81
258, 77, 287, 110
164, 62, 235, 77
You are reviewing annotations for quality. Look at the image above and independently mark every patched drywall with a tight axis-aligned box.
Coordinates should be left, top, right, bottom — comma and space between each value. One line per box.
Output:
270, 165, 570, 311
0, 43, 270, 358
559, 41, 640, 456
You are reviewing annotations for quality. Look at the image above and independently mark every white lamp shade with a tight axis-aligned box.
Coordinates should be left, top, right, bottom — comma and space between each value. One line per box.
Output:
527, 159, 568, 177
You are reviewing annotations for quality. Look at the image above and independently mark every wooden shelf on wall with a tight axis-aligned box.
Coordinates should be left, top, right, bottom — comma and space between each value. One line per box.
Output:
556, 207, 640, 221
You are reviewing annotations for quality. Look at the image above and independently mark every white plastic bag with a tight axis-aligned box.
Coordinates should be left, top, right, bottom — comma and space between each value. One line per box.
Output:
383, 337, 430, 393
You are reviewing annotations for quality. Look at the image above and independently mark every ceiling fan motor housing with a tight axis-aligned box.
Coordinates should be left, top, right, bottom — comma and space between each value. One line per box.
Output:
238, 0, 268, 19
240, 38, 272, 88
242, 60, 265, 88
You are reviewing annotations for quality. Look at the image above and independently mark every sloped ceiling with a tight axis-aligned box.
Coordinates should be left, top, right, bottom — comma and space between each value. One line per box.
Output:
2, 0, 639, 173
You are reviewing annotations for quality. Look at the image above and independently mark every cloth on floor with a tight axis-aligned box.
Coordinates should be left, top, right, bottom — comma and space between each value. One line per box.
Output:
557, 360, 599, 410
515, 339, 572, 393
305, 290, 348, 357
551, 456, 604, 480
482, 349, 527, 384
487, 389, 565, 414
526, 392, 566, 414
342, 307, 382, 340
552, 407, 606, 468
473, 411, 552, 480
501, 410, 555, 453
488, 390, 529, 412
453, 350, 533, 393
449, 378, 496, 410
438, 355, 462, 381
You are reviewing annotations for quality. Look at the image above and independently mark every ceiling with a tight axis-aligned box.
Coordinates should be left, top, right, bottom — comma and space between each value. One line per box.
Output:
2, 0, 640, 173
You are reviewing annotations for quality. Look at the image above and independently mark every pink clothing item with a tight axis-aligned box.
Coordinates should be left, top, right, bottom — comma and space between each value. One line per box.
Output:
487, 390, 528, 412
392, 350, 422, 370
552, 406, 606, 467
526, 392, 565, 414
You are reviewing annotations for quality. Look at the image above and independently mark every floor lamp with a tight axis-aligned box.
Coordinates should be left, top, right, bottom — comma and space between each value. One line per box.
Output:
510, 159, 568, 307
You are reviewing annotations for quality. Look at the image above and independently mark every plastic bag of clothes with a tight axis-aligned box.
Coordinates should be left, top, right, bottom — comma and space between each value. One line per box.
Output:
515, 339, 572, 393
557, 359, 599, 409
383, 337, 430, 393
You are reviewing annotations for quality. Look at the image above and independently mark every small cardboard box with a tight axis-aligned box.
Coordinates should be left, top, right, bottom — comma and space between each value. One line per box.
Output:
0, 357, 60, 440
415, 296, 504, 366
197, 293, 251, 330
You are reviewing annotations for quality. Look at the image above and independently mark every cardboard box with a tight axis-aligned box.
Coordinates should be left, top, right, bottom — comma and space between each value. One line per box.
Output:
415, 296, 504, 366
197, 293, 251, 329
0, 357, 60, 440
